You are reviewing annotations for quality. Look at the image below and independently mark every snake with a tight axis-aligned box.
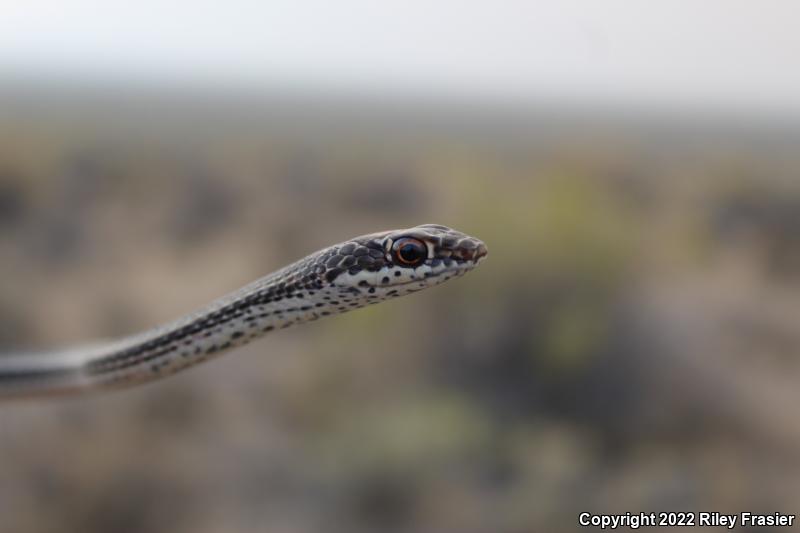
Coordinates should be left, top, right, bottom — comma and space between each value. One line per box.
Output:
0, 224, 487, 398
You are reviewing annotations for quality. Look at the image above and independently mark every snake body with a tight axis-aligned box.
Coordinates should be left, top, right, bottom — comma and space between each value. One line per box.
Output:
0, 224, 487, 398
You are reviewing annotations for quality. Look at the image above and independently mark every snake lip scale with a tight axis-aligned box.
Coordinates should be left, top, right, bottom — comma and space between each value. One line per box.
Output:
0, 224, 487, 398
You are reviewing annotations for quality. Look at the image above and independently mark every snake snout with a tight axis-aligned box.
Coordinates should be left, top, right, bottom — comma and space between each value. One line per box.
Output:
475, 242, 488, 261
453, 238, 488, 263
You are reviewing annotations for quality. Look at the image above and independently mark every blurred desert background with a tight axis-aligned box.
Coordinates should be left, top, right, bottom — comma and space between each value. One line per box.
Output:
2, 2, 800, 532
1, 84, 799, 533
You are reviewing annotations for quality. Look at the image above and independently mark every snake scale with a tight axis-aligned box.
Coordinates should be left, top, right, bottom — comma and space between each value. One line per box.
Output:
0, 224, 487, 398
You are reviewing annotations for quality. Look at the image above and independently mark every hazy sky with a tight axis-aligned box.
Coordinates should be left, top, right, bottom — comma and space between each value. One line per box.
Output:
1, 1, 798, 118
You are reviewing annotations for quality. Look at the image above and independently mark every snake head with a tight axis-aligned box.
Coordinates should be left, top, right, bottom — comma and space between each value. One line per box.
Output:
321, 224, 487, 298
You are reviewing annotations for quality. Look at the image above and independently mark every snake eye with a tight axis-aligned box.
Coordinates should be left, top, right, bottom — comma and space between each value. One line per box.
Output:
392, 237, 427, 267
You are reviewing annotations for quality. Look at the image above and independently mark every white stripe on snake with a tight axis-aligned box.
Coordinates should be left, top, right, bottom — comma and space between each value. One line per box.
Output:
0, 224, 487, 398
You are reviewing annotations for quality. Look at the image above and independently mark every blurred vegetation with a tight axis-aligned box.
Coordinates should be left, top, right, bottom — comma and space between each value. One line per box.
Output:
1, 89, 800, 532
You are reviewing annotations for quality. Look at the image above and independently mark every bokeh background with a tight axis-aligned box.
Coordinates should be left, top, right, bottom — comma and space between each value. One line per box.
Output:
1, 2, 800, 532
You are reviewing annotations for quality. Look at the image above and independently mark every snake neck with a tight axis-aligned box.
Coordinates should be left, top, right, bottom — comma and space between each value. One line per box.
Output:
87, 270, 357, 389
0, 256, 347, 396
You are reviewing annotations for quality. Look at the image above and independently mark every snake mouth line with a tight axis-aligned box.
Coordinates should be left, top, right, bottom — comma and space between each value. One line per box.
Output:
415, 262, 478, 283
366, 265, 472, 290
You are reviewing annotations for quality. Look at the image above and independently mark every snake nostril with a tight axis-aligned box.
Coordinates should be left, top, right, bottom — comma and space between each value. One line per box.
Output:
457, 245, 486, 262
